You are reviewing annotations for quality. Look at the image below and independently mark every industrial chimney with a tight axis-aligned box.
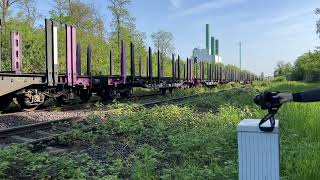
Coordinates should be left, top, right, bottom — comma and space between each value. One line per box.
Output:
206, 24, 210, 54
215, 39, 219, 56
211, 36, 215, 63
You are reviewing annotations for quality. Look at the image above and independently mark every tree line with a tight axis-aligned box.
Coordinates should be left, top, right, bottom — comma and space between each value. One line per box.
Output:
0, 0, 247, 77
274, 8, 320, 81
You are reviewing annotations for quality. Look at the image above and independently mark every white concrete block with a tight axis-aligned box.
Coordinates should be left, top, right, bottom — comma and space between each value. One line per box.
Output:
237, 119, 280, 180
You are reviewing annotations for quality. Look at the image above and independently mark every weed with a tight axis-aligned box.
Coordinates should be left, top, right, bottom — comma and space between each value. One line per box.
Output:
0, 81, 319, 179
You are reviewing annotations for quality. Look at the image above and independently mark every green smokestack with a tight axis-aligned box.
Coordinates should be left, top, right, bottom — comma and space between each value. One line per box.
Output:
206, 24, 210, 53
215, 39, 219, 56
211, 36, 215, 63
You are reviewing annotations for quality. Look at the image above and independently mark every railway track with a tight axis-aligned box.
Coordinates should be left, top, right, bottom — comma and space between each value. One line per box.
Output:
0, 116, 85, 145
141, 94, 199, 107
0, 95, 197, 148
0, 92, 166, 116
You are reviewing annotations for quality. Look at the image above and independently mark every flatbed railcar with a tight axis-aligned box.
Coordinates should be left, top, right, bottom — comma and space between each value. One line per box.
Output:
0, 19, 257, 112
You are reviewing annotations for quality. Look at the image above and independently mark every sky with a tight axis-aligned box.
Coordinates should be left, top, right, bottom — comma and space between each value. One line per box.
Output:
34, 0, 320, 76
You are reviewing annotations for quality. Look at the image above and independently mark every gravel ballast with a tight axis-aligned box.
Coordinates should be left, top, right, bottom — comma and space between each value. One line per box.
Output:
0, 110, 92, 129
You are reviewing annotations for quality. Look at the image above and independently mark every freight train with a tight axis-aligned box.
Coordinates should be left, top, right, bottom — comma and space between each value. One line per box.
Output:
0, 19, 257, 111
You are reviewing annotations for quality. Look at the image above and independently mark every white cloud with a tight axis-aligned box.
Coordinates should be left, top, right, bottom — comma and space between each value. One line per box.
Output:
170, 0, 182, 8
176, 0, 247, 17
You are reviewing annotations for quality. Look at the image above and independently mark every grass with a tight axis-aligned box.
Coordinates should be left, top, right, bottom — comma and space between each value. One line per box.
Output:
0, 80, 320, 179
279, 103, 320, 180
256, 80, 320, 180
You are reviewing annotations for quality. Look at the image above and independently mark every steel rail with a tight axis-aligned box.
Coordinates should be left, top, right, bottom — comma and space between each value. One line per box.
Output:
0, 88, 248, 143
0, 116, 85, 138
0, 92, 165, 115
0, 95, 197, 146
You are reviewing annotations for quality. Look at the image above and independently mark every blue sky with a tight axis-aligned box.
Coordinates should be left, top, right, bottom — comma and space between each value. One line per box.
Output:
34, 0, 320, 75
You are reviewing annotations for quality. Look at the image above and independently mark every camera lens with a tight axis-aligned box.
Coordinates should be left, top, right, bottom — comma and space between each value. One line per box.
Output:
254, 94, 262, 106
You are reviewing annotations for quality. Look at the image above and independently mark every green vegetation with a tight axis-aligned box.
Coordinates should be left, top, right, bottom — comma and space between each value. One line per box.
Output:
275, 53, 320, 82
0, 0, 253, 78
1, 81, 320, 179
273, 8, 320, 82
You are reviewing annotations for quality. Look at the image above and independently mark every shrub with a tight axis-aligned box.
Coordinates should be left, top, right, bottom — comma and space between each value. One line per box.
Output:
272, 76, 287, 82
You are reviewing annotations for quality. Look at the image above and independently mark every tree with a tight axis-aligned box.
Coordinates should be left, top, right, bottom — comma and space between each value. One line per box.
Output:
260, 72, 264, 80
0, 0, 42, 70
316, 8, 320, 37
50, 0, 111, 75
0, 0, 19, 25
0, 0, 20, 69
107, 0, 148, 76
108, 0, 133, 50
50, 0, 105, 38
315, 8, 320, 50
291, 52, 320, 81
151, 30, 175, 76
274, 61, 292, 78
15, 0, 40, 26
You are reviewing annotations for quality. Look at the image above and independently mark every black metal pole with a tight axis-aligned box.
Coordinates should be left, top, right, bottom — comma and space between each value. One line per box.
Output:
177, 55, 180, 81
146, 56, 149, 77
195, 62, 197, 79
220, 66, 223, 82
110, 49, 114, 75
149, 47, 152, 81
139, 55, 142, 77
87, 45, 92, 76
209, 64, 212, 81
172, 54, 175, 82
184, 62, 186, 80
186, 58, 189, 81
199, 62, 201, 80
203, 62, 206, 80
130, 42, 135, 82
199, 62, 202, 80
175, 60, 178, 79
77, 43, 81, 76
200, 62, 202, 80
158, 50, 160, 83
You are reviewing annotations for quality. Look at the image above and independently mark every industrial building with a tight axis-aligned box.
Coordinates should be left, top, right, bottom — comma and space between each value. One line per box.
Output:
192, 24, 222, 63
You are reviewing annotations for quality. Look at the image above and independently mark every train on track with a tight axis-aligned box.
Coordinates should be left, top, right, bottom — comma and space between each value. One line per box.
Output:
0, 19, 257, 111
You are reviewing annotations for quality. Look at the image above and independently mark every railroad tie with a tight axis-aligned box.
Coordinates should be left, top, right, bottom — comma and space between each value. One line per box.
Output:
34, 130, 55, 137
8, 135, 35, 143
45, 146, 68, 155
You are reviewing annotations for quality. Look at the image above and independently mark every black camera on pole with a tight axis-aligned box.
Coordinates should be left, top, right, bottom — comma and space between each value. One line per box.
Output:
254, 92, 282, 132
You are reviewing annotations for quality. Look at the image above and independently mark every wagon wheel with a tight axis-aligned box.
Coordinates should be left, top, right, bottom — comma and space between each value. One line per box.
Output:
101, 89, 116, 101
18, 95, 38, 112
120, 91, 130, 98
79, 89, 92, 103
21, 104, 38, 112
0, 96, 12, 111
160, 89, 167, 94
56, 94, 72, 106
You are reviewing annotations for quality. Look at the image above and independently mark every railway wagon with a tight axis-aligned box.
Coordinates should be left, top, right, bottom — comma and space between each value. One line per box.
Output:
0, 19, 257, 111
0, 20, 90, 111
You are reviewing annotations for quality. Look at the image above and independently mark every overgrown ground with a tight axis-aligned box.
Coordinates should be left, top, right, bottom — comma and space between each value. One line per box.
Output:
1, 80, 320, 179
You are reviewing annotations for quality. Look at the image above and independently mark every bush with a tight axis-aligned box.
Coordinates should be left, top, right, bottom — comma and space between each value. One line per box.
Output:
272, 76, 287, 82
1, 82, 320, 179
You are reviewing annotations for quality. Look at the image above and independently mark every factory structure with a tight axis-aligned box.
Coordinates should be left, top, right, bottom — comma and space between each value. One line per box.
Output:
192, 24, 222, 63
